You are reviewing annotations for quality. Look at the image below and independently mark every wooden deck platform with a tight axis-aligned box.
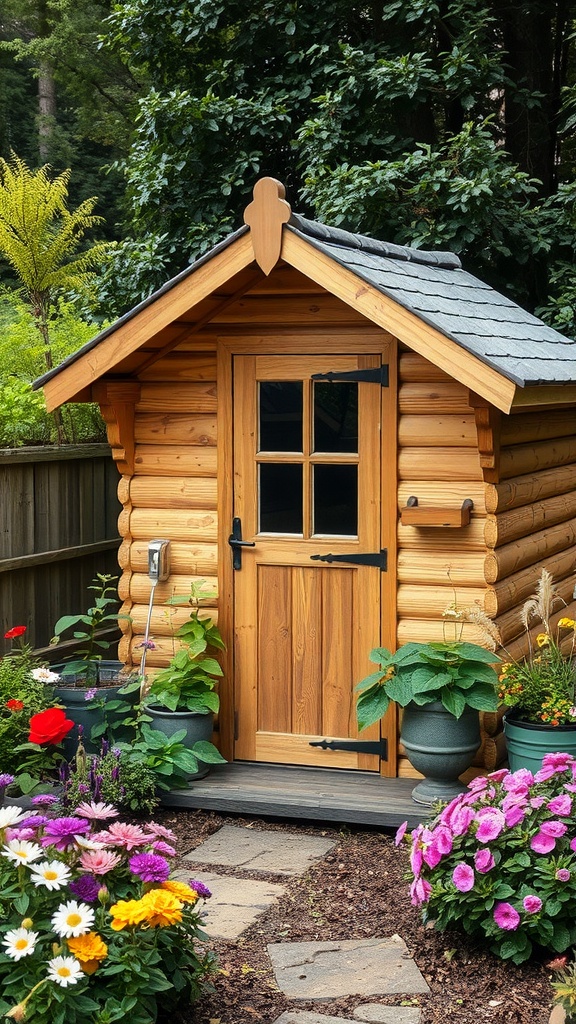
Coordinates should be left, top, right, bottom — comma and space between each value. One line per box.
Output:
160, 762, 431, 830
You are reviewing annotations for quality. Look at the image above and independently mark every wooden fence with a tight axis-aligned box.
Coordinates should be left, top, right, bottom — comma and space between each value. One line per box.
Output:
0, 445, 121, 651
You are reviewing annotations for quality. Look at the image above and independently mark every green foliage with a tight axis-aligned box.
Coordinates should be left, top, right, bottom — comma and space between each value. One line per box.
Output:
0, 653, 55, 777
123, 722, 226, 791
52, 574, 129, 682
61, 742, 160, 815
356, 640, 500, 729
145, 581, 225, 715
401, 756, 576, 964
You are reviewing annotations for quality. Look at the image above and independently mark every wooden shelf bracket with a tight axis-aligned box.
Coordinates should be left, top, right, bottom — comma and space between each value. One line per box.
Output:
400, 495, 474, 528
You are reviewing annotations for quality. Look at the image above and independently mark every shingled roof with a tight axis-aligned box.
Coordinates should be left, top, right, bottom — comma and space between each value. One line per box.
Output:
35, 177, 576, 410
287, 213, 576, 388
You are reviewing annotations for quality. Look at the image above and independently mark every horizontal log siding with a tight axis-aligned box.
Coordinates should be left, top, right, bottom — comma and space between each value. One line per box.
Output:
485, 408, 576, 653
397, 352, 498, 775
117, 362, 218, 672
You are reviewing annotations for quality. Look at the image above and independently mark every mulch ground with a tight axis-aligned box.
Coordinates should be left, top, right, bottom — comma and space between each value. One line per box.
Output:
149, 807, 556, 1024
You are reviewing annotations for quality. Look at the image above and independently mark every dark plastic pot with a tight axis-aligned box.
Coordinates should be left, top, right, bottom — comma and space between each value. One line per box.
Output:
146, 706, 214, 780
53, 661, 138, 757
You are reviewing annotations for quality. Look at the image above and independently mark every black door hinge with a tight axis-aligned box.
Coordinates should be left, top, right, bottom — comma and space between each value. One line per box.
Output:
311, 366, 389, 387
310, 550, 387, 571
309, 737, 388, 760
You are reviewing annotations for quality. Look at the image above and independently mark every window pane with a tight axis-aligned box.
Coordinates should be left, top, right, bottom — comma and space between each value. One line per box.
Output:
313, 382, 358, 453
313, 465, 358, 535
259, 464, 303, 533
259, 382, 303, 452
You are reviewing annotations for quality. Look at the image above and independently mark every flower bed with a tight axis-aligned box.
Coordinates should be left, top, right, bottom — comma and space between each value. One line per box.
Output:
398, 753, 576, 964
0, 798, 215, 1022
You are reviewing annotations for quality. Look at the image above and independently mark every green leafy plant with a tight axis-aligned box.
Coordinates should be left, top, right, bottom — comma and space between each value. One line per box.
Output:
52, 574, 130, 684
0, 800, 215, 1023
398, 754, 576, 964
61, 740, 160, 816
144, 581, 225, 714
121, 722, 225, 791
497, 569, 576, 726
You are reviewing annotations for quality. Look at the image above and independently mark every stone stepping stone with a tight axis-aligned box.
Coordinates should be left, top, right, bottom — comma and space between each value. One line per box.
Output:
267, 937, 430, 1001
173, 869, 285, 941
183, 824, 334, 875
273, 1010, 421, 1024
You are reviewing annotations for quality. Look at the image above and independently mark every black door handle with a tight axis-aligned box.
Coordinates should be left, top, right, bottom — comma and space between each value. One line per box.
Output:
228, 517, 255, 570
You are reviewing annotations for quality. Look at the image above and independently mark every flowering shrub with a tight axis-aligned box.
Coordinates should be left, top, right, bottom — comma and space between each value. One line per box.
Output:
398, 754, 576, 964
0, 800, 215, 1022
498, 569, 576, 725
60, 740, 160, 817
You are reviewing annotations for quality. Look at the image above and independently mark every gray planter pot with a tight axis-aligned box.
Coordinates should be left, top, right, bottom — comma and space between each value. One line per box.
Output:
400, 701, 481, 806
146, 706, 214, 780
54, 662, 138, 757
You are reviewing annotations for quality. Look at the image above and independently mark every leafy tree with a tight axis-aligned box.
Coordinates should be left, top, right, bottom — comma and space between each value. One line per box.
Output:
104, 0, 576, 323
0, 154, 110, 441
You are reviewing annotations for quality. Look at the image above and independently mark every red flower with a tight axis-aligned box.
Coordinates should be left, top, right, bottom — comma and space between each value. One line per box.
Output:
5, 699, 24, 712
4, 626, 27, 640
28, 707, 74, 746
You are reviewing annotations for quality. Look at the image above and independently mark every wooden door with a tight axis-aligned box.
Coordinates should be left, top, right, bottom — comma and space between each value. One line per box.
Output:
232, 353, 384, 771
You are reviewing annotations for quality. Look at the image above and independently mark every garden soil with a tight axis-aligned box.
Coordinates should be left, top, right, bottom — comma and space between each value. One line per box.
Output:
149, 807, 555, 1024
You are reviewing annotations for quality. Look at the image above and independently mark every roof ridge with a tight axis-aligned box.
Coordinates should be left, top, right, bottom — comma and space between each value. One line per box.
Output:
289, 212, 462, 270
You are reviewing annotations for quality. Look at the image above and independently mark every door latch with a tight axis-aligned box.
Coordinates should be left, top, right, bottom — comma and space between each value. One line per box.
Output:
228, 517, 255, 570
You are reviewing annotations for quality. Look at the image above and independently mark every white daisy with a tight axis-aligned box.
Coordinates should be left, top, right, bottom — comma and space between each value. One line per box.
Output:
74, 835, 106, 851
51, 900, 94, 938
30, 667, 61, 683
0, 806, 27, 830
1, 927, 39, 960
29, 860, 71, 891
2, 839, 43, 865
46, 955, 83, 987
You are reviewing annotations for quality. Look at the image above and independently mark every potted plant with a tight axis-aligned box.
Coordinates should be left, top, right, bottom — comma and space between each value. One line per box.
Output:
499, 569, 576, 772
50, 574, 137, 755
142, 581, 226, 780
356, 607, 500, 804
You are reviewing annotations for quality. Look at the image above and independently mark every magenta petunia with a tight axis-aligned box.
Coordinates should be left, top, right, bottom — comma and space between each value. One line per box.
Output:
523, 895, 542, 914
556, 868, 571, 882
452, 863, 475, 892
410, 876, 432, 907
488, 768, 510, 783
531, 831, 557, 854
129, 852, 171, 882
502, 768, 533, 791
540, 821, 568, 838
546, 794, 572, 816
475, 807, 505, 843
395, 821, 408, 847
423, 826, 453, 868
504, 804, 527, 828
493, 902, 520, 930
474, 848, 495, 873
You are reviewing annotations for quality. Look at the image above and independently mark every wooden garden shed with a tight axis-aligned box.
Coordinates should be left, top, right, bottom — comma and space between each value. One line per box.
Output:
36, 177, 576, 805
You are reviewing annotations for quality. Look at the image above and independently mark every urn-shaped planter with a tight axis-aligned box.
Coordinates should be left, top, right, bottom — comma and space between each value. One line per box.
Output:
400, 701, 481, 805
503, 712, 576, 774
146, 707, 214, 780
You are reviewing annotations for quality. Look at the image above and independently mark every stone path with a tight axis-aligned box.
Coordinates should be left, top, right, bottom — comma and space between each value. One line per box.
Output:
176, 824, 427, 1024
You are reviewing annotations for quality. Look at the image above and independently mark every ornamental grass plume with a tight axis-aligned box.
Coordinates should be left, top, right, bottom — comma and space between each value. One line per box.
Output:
0, 798, 215, 1023
398, 753, 576, 964
498, 569, 576, 726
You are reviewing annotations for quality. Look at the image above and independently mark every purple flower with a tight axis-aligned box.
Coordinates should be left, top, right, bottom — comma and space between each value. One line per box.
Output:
129, 852, 171, 883
474, 848, 495, 873
84, 688, 98, 701
0, 773, 15, 788
452, 863, 475, 892
18, 815, 48, 829
189, 879, 212, 899
556, 869, 571, 882
41, 816, 90, 850
31, 793, 59, 807
69, 874, 101, 902
475, 807, 505, 843
493, 902, 520, 931
523, 895, 542, 914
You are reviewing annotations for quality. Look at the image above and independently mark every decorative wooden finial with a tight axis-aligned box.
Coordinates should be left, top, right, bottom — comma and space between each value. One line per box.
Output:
243, 177, 291, 275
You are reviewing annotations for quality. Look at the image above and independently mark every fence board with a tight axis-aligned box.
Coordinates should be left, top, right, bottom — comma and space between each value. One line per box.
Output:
1, 446, 121, 650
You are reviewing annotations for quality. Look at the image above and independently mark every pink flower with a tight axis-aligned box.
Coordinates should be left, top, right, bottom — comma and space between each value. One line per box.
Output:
540, 821, 567, 838
467, 776, 489, 792
74, 802, 120, 821
531, 832, 557, 854
493, 902, 520, 930
535, 754, 574, 782
474, 848, 495, 873
488, 769, 510, 783
503, 769, 533, 790
395, 821, 408, 847
151, 840, 176, 856
78, 850, 122, 875
475, 807, 505, 843
440, 803, 475, 837
452, 863, 475, 892
92, 822, 149, 851
523, 895, 542, 914
410, 876, 432, 906
556, 869, 571, 882
504, 804, 527, 828
570, 838, 576, 853
530, 796, 546, 808
423, 826, 452, 867
143, 821, 177, 844
546, 794, 572, 816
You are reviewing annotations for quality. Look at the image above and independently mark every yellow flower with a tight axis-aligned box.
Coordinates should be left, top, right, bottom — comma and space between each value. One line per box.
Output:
161, 880, 199, 905
499, 663, 512, 676
67, 932, 108, 975
558, 618, 576, 630
108, 898, 149, 931
139, 889, 183, 927
536, 633, 550, 647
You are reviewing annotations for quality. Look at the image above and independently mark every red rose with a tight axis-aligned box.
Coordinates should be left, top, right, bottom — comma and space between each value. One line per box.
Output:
6, 699, 24, 712
28, 707, 74, 745
4, 626, 27, 640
